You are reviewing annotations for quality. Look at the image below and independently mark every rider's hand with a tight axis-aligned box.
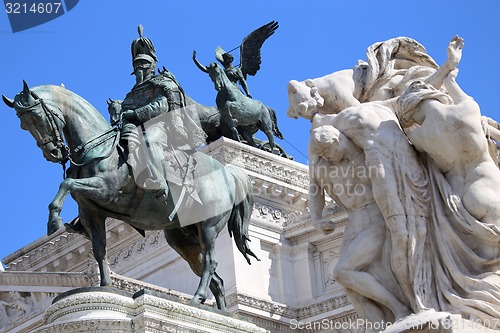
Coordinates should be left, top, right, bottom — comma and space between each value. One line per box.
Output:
122, 110, 138, 123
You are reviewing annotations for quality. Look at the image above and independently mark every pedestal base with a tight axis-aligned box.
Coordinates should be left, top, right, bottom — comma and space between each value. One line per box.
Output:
33, 287, 267, 333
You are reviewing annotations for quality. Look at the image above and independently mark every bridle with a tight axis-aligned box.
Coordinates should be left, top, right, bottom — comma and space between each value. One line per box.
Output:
16, 91, 70, 160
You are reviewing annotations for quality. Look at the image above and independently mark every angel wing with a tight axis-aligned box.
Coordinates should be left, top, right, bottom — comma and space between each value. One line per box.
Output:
240, 21, 279, 78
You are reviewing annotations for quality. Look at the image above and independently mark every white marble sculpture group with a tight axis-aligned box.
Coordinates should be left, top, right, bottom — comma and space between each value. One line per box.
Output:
287, 36, 500, 329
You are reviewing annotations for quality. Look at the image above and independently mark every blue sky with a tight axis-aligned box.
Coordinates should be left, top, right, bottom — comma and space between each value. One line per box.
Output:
1, 1, 499, 262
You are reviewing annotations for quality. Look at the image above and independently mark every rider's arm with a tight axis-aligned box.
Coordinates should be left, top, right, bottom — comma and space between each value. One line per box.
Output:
133, 94, 169, 123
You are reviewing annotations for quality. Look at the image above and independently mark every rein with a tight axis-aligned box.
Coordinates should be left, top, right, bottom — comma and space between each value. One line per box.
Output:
67, 127, 120, 167
23, 94, 120, 177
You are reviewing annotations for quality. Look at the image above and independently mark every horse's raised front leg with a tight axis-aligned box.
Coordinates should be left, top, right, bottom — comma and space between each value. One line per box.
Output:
48, 176, 117, 235
48, 178, 74, 235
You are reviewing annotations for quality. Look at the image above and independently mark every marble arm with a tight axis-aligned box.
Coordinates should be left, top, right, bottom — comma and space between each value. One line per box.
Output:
442, 70, 473, 105
308, 158, 335, 235
425, 36, 464, 90
482, 116, 500, 142
309, 157, 326, 221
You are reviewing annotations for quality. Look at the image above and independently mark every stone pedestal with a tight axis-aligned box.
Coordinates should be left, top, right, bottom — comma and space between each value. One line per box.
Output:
33, 287, 266, 333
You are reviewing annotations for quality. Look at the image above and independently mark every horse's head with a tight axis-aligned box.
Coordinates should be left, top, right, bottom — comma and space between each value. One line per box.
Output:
107, 98, 123, 125
286, 79, 324, 120
206, 62, 226, 92
3, 81, 67, 163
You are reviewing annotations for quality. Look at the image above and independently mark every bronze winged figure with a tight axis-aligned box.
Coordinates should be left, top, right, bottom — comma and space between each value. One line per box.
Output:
193, 21, 279, 98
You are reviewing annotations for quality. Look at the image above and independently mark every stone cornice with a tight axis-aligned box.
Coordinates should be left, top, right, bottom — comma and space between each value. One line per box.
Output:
252, 178, 309, 211
202, 137, 310, 190
226, 292, 353, 321
4, 231, 87, 272
284, 203, 347, 240
3, 219, 147, 274
2, 227, 67, 263
0, 271, 89, 288
108, 272, 206, 306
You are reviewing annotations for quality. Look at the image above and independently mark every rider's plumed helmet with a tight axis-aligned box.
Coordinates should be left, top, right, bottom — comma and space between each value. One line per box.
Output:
131, 25, 158, 66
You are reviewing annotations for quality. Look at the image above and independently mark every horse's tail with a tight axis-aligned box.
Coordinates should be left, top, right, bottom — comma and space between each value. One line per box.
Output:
226, 166, 259, 264
268, 107, 284, 140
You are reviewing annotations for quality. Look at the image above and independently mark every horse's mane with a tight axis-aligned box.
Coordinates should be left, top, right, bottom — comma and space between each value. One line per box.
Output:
32, 85, 110, 127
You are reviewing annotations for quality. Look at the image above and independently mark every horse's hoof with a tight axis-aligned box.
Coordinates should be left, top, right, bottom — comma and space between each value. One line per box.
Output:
47, 217, 64, 235
100, 280, 113, 287
215, 300, 227, 311
189, 294, 206, 306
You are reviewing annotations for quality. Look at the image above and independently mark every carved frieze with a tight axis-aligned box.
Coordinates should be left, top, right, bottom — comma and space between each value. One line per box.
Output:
108, 230, 165, 270
251, 202, 292, 230
0, 291, 55, 333
321, 248, 342, 291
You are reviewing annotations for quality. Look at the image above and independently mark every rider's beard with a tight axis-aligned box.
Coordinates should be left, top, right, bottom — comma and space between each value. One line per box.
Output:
135, 70, 144, 85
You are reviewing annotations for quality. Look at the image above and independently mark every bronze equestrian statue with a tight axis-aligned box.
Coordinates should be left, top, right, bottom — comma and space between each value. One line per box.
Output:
2, 26, 260, 310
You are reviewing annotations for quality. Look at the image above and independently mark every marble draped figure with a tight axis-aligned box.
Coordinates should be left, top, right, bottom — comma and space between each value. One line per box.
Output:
288, 36, 500, 330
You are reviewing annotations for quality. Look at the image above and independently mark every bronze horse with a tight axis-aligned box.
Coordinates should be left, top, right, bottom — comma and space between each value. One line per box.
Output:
206, 62, 283, 150
3, 82, 259, 310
